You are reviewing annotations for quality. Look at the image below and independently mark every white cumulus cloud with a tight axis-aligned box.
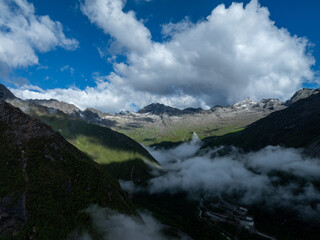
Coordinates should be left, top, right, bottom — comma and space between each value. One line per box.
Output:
13, 0, 316, 112
0, 0, 78, 68
81, 0, 152, 54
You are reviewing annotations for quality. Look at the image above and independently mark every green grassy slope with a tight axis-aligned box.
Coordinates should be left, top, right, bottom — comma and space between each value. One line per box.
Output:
41, 115, 159, 183
118, 122, 246, 146
8, 100, 159, 183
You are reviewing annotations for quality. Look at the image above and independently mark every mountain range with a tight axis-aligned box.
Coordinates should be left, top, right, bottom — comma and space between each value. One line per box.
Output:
23, 90, 291, 146
21, 87, 318, 148
1, 83, 320, 240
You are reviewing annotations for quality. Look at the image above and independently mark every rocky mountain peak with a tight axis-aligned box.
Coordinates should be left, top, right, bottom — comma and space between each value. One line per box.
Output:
137, 103, 182, 116
115, 110, 130, 116
0, 83, 15, 100
137, 103, 204, 116
286, 88, 320, 105
231, 97, 257, 110
27, 98, 81, 115
82, 107, 105, 119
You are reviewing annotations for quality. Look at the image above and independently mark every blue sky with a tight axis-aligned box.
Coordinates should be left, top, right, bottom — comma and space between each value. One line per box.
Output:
0, 0, 319, 112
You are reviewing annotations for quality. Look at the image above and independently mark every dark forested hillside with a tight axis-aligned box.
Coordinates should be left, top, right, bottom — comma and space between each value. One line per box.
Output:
0, 100, 135, 239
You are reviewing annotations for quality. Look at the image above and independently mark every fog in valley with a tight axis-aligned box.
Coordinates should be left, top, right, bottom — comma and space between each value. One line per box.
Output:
146, 135, 320, 220
73, 135, 320, 239
70, 205, 189, 240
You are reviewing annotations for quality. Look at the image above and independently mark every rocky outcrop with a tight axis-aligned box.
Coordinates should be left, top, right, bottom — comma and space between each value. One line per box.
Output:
138, 103, 205, 116
27, 99, 81, 116
286, 88, 320, 105
216, 97, 285, 112
0, 84, 15, 100
137, 103, 183, 116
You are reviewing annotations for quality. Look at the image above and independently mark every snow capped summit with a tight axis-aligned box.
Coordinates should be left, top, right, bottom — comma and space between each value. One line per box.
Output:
231, 97, 258, 110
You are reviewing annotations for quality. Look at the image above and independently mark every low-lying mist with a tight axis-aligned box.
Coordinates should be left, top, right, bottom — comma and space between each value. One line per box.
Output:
143, 134, 320, 220
71, 135, 320, 239
69, 205, 188, 240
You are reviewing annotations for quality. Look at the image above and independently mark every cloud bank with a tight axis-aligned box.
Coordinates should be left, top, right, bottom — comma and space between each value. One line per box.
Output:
146, 142, 320, 220
0, 0, 78, 68
13, 0, 315, 113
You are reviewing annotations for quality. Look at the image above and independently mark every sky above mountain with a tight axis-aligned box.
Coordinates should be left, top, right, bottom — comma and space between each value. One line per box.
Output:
0, 0, 319, 113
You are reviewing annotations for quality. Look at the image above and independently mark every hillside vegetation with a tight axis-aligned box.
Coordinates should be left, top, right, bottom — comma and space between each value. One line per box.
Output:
0, 101, 135, 239
8, 99, 159, 183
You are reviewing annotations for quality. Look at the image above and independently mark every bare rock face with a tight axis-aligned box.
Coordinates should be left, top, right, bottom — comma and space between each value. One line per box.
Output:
0, 84, 15, 100
286, 88, 320, 105
137, 103, 184, 116
81, 107, 105, 119
226, 97, 285, 112
137, 103, 204, 116
258, 98, 284, 110
27, 99, 81, 116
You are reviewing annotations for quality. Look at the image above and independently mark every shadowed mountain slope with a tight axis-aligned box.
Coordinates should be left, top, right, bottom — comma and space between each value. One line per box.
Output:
0, 100, 136, 239
0, 84, 15, 100
37, 113, 160, 184
137, 103, 204, 116
203, 89, 320, 155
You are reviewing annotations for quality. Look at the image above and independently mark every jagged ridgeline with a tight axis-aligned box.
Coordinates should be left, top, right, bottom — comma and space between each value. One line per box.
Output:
26, 96, 287, 147
0, 100, 137, 239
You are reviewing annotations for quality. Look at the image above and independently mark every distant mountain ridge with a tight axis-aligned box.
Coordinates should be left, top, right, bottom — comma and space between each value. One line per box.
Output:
2, 83, 318, 117
27, 98, 81, 116
133, 98, 285, 116
2, 83, 319, 146
138, 103, 204, 116
0, 86, 284, 145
